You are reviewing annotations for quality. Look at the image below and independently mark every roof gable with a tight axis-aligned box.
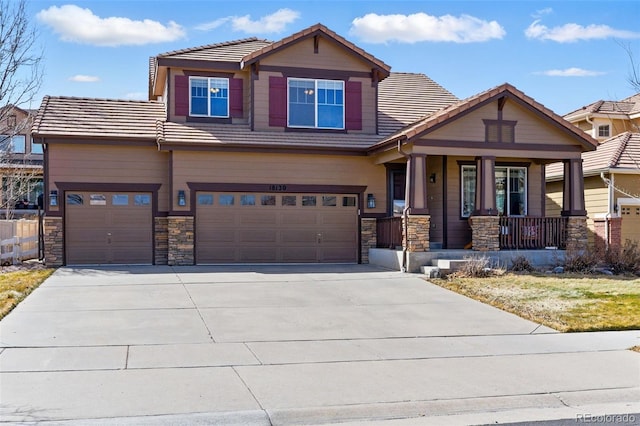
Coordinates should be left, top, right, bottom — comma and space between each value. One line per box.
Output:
241, 23, 390, 80
372, 83, 598, 152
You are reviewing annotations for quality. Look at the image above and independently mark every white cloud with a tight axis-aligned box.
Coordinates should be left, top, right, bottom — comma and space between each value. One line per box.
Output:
532, 8, 553, 19
68, 74, 100, 82
349, 12, 506, 44
525, 20, 640, 43
196, 9, 300, 34
37, 5, 185, 47
123, 92, 146, 100
535, 67, 606, 77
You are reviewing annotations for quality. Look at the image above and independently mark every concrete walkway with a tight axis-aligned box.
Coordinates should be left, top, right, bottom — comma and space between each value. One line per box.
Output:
0, 265, 638, 425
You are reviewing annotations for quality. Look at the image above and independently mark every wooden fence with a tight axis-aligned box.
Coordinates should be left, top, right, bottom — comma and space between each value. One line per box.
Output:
0, 219, 39, 264
499, 216, 568, 250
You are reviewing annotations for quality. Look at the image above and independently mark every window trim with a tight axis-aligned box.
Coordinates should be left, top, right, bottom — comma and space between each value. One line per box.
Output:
287, 77, 345, 130
598, 124, 610, 138
189, 76, 230, 118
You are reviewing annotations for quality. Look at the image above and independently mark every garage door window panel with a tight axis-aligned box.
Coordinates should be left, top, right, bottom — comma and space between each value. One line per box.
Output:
302, 196, 316, 206
197, 194, 214, 205
241, 195, 256, 205
67, 194, 83, 205
112, 194, 129, 205
261, 195, 276, 206
135, 194, 151, 206
219, 194, 234, 205
282, 196, 297, 206
322, 196, 337, 207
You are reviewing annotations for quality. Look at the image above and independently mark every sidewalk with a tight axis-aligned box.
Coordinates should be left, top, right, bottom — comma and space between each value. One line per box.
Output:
1, 265, 638, 424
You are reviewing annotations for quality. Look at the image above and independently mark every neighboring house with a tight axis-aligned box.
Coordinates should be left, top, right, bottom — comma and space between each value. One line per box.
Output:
563, 93, 640, 142
547, 94, 640, 251
0, 105, 44, 217
32, 24, 597, 269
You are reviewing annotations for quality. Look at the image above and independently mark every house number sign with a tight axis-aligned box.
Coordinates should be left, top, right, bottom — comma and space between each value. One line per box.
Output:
269, 184, 287, 191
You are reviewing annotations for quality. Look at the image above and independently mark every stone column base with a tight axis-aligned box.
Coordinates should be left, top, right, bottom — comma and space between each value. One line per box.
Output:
566, 216, 588, 253
360, 218, 377, 264
168, 216, 194, 266
403, 215, 430, 252
470, 216, 500, 251
154, 217, 169, 265
43, 216, 64, 267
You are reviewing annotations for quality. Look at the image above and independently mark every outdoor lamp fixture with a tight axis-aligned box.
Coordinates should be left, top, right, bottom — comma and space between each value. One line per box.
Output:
429, 173, 437, 184
177, 190, 186, 207
367, 193, 376, 209
49, 190, 58, 206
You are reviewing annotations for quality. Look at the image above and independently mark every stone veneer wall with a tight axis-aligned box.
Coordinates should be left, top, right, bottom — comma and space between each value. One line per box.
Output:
403, 215, 430, 252
154, 217, 169, 265
470, 216, 500, 251
360, 218, 377, 264
43, 216, 63, 267
566, 216, 589, 253
167, 216, 194, 266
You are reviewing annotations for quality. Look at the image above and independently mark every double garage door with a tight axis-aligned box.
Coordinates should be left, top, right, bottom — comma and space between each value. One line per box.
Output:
65, 190, 359, 264
65, 191, 153, 264
621, 204, 640, 244
196, 192, 359, 263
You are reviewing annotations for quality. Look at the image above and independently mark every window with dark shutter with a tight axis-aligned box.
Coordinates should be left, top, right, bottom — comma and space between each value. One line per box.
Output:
174, 75, 189, 116
230, 78, 243, 118
345, 81, 362, 130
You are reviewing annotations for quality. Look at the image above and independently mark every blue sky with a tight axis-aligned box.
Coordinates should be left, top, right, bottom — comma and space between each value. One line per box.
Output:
26, 0, 640, 115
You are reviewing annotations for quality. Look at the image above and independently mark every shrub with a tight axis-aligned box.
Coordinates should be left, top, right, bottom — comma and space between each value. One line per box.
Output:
563, 248, 600, 274
605, 240, 640, 275
453, 255, 504, 278
510, 255, 534, 272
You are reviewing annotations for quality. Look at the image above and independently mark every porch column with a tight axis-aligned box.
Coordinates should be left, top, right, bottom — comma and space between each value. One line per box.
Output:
404, 154, 430, 252
561, 159, 587, 216
405, 154, 429, 214
167, 216, 194, 265
473, 156, 497, 216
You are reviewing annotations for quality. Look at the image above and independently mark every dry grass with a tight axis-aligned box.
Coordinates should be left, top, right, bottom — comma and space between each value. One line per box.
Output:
431, 273, 640, 332
0, 267, 55, 320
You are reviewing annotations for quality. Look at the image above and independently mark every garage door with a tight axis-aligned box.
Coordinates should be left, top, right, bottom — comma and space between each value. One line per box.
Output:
621, 204, 640, 244
196, 192, 358, 263
65, 191, 153, 264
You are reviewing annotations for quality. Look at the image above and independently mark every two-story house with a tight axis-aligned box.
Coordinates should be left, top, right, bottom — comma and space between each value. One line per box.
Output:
0, 105, 44, 217
547, 93, 640, 251
32, 24, 597, 269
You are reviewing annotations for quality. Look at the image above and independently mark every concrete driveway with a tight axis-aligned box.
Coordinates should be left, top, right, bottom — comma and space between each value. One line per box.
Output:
0, 265, 638, 425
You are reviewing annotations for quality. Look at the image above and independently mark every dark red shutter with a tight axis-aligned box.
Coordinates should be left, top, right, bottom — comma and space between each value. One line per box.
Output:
230, 78, 243, 118
174, 75, 189, 116
269, 76, 287, 127
345, 81, 362, 130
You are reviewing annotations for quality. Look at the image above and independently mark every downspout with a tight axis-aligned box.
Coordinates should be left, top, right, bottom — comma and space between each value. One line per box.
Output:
600, 171, 613, 249
586, 115, 595, 139
397, 138, 410, 273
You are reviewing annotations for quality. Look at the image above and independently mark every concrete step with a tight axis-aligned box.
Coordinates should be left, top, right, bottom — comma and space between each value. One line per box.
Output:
420, 266, 441, 278
432, 259, 472, 273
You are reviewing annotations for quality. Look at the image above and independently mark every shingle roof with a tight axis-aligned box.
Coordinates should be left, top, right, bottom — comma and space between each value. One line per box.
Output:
158, 122, 380, 152
31, 96, 166, 140
378, 73, 458, 136
157, 38, 272, 63
564, 92, 640, 119
241, 23, 391, 78
546, 131, 640, 179
372, 83, 598, 152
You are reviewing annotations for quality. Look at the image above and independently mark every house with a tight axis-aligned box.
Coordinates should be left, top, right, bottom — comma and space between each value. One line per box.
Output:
547, 93, 640, 251
32, 24, 598, 269
0, 105, 44, 217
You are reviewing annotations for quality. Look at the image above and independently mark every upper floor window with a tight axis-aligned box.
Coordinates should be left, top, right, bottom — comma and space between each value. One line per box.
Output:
31, 137, 43, 154
483, 119, 516, 143
288, 78, 344, 129
598, 124, 610, 138
190, 77, 229, 118
0, 134, 26, 154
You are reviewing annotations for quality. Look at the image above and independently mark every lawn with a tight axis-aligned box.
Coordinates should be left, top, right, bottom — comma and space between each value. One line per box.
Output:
431, 273, 640, 332
0, 267, 55, 320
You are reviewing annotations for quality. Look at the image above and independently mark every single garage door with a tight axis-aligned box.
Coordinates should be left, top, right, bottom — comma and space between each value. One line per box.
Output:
65, 191, 153, 264
621, 204, 640, 244
196, 192, 358, 263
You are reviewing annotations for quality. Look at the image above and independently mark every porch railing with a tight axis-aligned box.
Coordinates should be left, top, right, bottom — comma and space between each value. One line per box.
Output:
376, 216, 403, 249
499, 216, 568, 250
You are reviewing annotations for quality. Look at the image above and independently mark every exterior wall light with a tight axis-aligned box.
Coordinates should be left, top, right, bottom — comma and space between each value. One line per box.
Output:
49, 190, 58, 206
430, 173, 437, 184
177, 190, 186, 207
367, 193, 376, 209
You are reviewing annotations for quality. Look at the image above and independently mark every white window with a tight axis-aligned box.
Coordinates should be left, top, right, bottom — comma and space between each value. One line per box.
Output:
0, 134, 26, 153
288, 78, 344, 129
598, 124, 610, 138
461, 166, 527, 217
189, 77, 229, 117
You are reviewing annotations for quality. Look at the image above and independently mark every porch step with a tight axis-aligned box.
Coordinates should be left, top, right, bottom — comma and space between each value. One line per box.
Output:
432, 259, 471, 271
421, 266, 441, 278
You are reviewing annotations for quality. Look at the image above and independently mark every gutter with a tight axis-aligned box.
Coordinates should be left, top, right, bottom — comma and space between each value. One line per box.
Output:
397, 138, 410, 273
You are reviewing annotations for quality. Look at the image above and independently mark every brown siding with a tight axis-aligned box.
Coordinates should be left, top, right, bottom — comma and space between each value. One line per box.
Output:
171, 151, 387, 213
260, 37, 369, 71
47, 144, 170, 212
545, 181, 563, 217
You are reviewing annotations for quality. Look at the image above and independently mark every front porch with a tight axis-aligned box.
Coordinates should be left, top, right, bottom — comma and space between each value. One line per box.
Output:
372, 215, 586, 273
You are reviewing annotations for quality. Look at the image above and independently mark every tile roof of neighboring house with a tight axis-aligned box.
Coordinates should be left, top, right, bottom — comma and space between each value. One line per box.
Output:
378, 73, 459, 136
157, 122, 380, 152
371, 83, 598, 153
31, 96, 166, 140
564, 92, 640, 119
546, 131, 640, 179
241, 23, 391, 78
157, 38, 272, 63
